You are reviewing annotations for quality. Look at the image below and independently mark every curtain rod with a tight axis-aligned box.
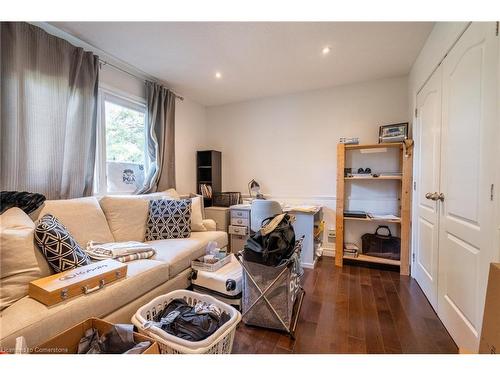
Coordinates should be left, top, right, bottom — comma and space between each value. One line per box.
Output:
98, 59, 184, 101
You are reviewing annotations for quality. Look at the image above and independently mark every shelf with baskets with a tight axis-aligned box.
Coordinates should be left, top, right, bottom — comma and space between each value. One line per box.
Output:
335, 142, 413, 275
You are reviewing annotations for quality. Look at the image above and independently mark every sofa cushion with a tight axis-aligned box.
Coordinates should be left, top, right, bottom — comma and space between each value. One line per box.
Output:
99, 196, 149, 242
34, 214, 91, 273
147, 231, 228, 277
0, 208, 52, 311
98, 190, 182, 243
190, 196, 207, 232
145, 199, 192, 240
37, 197, 114, 247
0, 259, 170, 349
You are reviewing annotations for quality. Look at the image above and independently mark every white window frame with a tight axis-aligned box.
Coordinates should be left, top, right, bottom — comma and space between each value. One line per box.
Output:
95, 87, 148, 195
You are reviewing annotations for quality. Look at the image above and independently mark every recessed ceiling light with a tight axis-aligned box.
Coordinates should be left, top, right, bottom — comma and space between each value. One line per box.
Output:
215, 71, 222, 79
322, 46, 331, 55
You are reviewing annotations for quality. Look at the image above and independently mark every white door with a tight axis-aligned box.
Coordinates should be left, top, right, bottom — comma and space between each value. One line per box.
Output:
438, 22, 499, 350
413, 66, 443, 310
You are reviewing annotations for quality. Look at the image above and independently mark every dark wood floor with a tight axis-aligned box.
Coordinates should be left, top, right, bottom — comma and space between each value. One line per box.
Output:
232, 257, 458, 354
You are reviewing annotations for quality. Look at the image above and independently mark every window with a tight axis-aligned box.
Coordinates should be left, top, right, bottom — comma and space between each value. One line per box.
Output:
96, 90, 148, 194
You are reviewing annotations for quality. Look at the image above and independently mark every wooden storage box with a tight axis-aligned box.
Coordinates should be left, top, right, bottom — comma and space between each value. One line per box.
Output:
34, 318, 159, 354
29, 259, 127, 306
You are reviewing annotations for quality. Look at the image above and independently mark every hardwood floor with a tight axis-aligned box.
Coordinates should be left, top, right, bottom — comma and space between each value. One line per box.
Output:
232, 257, 458, 354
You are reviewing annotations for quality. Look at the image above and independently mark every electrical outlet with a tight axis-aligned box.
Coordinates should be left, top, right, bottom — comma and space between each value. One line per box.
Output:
327, 229, 336, 243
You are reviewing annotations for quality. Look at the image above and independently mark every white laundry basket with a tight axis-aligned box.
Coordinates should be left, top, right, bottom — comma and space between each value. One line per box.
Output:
131, 290, 241, 354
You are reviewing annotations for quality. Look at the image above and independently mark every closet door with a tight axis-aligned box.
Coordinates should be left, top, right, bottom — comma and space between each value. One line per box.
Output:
438, 22, 498, 350
413, 66, 442, 310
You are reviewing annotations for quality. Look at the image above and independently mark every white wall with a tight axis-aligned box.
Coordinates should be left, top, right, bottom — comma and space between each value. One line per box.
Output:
175, 98, 208, 194
99, 66, 146, 100
206, 76, 409, 250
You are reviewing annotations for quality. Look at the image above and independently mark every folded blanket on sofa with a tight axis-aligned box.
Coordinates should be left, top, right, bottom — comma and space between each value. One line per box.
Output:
113, 250, 156, 263
85, 241, 156, 262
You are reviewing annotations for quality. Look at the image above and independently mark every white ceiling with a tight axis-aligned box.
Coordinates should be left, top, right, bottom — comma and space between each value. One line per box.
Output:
51, 22, 433, 106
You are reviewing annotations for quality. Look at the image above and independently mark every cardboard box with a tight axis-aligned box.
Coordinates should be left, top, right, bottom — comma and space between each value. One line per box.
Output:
479, 263, 500, 354
29, 259, 127, 306
34, 318, 159, 354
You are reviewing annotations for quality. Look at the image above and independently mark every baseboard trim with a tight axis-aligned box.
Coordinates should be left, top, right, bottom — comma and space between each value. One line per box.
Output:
322, 249, 335, 258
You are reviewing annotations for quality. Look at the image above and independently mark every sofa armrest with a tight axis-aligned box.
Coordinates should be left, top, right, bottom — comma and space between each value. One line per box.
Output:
202, 219, 217, 231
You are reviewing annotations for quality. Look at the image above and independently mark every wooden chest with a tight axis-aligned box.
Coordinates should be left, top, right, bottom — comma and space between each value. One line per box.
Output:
29, 259, 127, 306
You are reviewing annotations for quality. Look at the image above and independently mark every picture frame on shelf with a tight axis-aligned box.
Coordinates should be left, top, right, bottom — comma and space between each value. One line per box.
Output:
378, 122, 408, 143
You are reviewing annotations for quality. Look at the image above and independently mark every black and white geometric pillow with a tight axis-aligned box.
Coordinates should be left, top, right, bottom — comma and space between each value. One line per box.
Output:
145, 199, 192, 240
34, 214, 91, 273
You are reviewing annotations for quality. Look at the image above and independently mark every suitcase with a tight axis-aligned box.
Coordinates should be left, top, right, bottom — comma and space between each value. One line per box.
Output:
190, 254, 242, 309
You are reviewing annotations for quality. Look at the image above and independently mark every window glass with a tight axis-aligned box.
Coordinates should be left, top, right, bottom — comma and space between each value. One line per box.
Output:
103, 98, 147, 193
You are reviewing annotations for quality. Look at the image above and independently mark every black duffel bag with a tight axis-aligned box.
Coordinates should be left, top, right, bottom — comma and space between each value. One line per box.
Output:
243, 213, 296, 267
361, 225, 401, 260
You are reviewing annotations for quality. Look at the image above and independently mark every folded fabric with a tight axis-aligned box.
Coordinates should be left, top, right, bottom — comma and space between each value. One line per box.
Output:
114, 250, 156, 263
85, 241, 155, 260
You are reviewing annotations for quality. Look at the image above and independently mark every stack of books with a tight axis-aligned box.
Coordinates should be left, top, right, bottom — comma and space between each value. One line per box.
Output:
199, 184, 212, 198
343, 210, 367, 219
343, 243, 359, 258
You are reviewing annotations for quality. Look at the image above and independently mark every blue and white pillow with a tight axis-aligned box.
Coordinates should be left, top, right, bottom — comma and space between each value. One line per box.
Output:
145, 199, 192, 240
34, 214, 91, 273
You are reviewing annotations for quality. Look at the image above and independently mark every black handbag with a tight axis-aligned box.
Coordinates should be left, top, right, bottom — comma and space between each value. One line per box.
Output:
361, 225, 401, 260
243, 214, 296, 267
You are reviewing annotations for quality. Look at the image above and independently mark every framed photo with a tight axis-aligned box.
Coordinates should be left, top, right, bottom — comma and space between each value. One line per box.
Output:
378, 122, 408, 143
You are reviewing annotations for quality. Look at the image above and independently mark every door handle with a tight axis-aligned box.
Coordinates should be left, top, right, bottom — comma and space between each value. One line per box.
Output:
425, 192, 444, 201
425, 192, 438, 200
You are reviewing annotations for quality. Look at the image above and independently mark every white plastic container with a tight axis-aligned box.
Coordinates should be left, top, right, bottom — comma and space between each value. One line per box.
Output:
191, 253, 231, 272
131, 290, 241, 354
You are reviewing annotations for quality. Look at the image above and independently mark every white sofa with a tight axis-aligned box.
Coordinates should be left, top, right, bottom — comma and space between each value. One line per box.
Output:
0, 194, 228, 349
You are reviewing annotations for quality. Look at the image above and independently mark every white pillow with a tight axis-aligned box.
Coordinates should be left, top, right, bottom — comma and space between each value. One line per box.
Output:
37, 197, 115, 247
1, 208, 52, 310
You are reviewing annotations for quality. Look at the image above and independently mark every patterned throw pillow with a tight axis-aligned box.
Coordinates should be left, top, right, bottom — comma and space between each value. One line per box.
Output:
34, 214, 91, 273
145, 199, 192, 240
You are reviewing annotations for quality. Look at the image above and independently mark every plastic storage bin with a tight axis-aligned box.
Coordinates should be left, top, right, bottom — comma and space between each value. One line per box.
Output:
131, 290, 241, 354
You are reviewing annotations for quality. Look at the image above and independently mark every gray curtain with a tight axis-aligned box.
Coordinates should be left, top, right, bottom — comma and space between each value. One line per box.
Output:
0, 22, 99, 199
139, 81, 176, 193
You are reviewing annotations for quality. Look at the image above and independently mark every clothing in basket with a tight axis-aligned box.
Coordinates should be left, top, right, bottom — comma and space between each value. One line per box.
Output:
132, 290, 241, 354
150, 299, 230, 341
